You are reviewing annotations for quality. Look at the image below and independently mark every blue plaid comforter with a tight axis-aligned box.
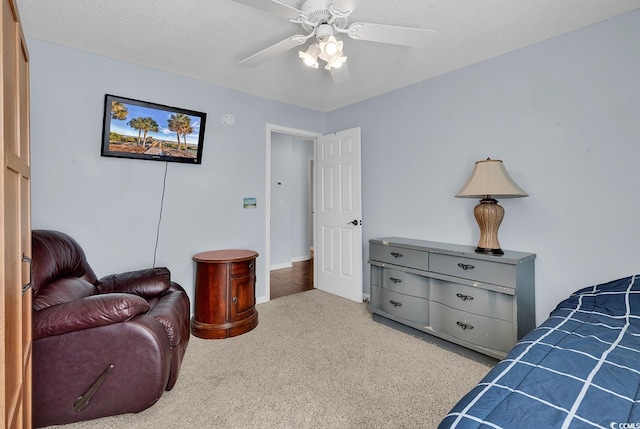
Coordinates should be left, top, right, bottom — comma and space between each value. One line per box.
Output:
439, 274, 640, 429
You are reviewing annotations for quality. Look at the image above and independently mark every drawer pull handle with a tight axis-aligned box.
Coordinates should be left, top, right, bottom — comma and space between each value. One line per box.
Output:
456, 321, 474, 330
389, 300, 402, 307
249, 263, 254, 268
389, 277, 402, 283
390, 252, 403, 258
456, 293, 474, 301
457, 263, 475, 271
232, 296, 238, 304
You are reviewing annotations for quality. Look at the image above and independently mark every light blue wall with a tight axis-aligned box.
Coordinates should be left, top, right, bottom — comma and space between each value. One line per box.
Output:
290, 137, 314, 260
270, 133, 314, 269
270, 133, 293, 268
28, 39, 325, 304
327, 10, 640, 322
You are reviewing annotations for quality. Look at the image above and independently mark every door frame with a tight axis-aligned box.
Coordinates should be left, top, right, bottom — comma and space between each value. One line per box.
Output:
262, 124, 321, 304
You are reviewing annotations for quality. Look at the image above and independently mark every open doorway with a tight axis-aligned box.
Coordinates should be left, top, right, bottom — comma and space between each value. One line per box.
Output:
264, 125, 363, 304
265, 125, 320, 301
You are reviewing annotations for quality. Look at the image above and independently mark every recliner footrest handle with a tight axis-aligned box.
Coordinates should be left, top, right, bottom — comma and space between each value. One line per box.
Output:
73, 364, 115, 412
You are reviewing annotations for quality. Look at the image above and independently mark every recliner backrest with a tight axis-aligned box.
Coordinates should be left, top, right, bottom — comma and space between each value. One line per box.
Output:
31, 230, 98, 298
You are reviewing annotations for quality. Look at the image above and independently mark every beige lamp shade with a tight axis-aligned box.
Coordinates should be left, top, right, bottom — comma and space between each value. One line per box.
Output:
456, 158, 528, 255
455, 158, 528, 199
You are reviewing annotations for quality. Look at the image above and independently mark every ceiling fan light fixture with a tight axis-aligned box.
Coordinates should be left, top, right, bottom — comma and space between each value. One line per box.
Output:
236, 0, 437, 84
324, 55, 347, 70
319, 36, 343, 59
324, 37, 339, 56
298, 43, 321, 68
318, 36, 346, 70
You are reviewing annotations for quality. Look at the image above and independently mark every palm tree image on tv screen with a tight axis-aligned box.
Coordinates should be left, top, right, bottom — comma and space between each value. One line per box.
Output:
102, 94, 206, 164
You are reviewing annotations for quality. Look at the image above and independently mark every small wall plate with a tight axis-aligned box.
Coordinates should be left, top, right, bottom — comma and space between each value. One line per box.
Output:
222, 113, 235, 126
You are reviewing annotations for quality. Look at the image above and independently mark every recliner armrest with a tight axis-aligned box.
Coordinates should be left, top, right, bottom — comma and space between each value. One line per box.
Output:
33, 293, 150, 340
97, 267, 171, 298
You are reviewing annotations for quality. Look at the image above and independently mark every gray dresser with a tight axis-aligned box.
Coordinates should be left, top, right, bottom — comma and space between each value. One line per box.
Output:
368, 237, 536, 359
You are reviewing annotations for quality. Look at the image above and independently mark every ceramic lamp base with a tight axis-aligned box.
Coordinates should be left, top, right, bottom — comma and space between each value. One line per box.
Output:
473, 198, 504, 255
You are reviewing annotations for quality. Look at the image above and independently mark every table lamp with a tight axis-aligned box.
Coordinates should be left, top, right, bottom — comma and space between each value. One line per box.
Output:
455, 158, 528, 255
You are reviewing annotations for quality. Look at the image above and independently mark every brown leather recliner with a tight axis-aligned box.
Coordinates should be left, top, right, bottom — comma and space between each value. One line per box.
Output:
31, 229, 190, 428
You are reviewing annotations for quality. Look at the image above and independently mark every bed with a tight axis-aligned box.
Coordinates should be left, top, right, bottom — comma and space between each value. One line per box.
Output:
439, 274, 640, 428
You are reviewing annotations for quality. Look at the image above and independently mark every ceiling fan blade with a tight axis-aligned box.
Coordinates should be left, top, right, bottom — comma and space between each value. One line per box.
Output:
347, 22, 436, 47
331, 0, 360, 15
239, 36, 306, 67
232, 0, 303, 20
329, 62, 350, 84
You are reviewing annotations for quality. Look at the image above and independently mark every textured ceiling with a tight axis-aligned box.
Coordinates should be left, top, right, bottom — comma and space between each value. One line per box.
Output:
15, 0, 640, 112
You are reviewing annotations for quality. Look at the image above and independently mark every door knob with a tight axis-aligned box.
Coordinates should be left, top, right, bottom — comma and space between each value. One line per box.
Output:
347, 219, 361, 225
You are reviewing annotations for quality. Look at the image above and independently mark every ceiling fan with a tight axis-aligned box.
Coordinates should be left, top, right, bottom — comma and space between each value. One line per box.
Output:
233, 0, 435, 83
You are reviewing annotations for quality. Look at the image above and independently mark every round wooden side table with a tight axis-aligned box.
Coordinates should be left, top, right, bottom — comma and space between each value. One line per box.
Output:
190, 249, 259, 339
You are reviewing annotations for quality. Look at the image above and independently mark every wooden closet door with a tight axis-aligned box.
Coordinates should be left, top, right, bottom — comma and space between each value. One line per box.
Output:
1, 0, 32, 427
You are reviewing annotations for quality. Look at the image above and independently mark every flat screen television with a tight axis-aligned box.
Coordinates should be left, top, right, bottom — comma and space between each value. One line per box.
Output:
101, 94, 207, 164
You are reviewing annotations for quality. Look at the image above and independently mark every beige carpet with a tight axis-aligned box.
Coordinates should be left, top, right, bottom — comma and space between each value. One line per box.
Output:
44, 290, 492, 429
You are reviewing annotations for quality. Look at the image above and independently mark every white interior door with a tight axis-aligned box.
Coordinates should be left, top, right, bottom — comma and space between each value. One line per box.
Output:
316, 127, 362, 302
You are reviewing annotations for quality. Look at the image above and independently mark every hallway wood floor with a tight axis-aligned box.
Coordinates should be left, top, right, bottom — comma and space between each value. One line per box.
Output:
270, 259, 314, 300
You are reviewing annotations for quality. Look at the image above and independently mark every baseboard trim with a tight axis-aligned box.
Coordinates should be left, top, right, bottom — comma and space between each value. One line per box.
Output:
271, 255, 312, 271
270, 262, 293, 271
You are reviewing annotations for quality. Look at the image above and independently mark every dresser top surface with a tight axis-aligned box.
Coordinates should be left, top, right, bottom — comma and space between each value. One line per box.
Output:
369, 237, 535, 265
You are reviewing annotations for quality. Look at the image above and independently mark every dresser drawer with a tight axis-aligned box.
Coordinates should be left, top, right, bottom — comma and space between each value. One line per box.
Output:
231, 259, 256, 276
370, 244, 429, 271
430, 278, 513, 322
371, 285, 429, 325
429, 302, 514, 354
381, 268, 429, 299
429, 253, 515, 287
